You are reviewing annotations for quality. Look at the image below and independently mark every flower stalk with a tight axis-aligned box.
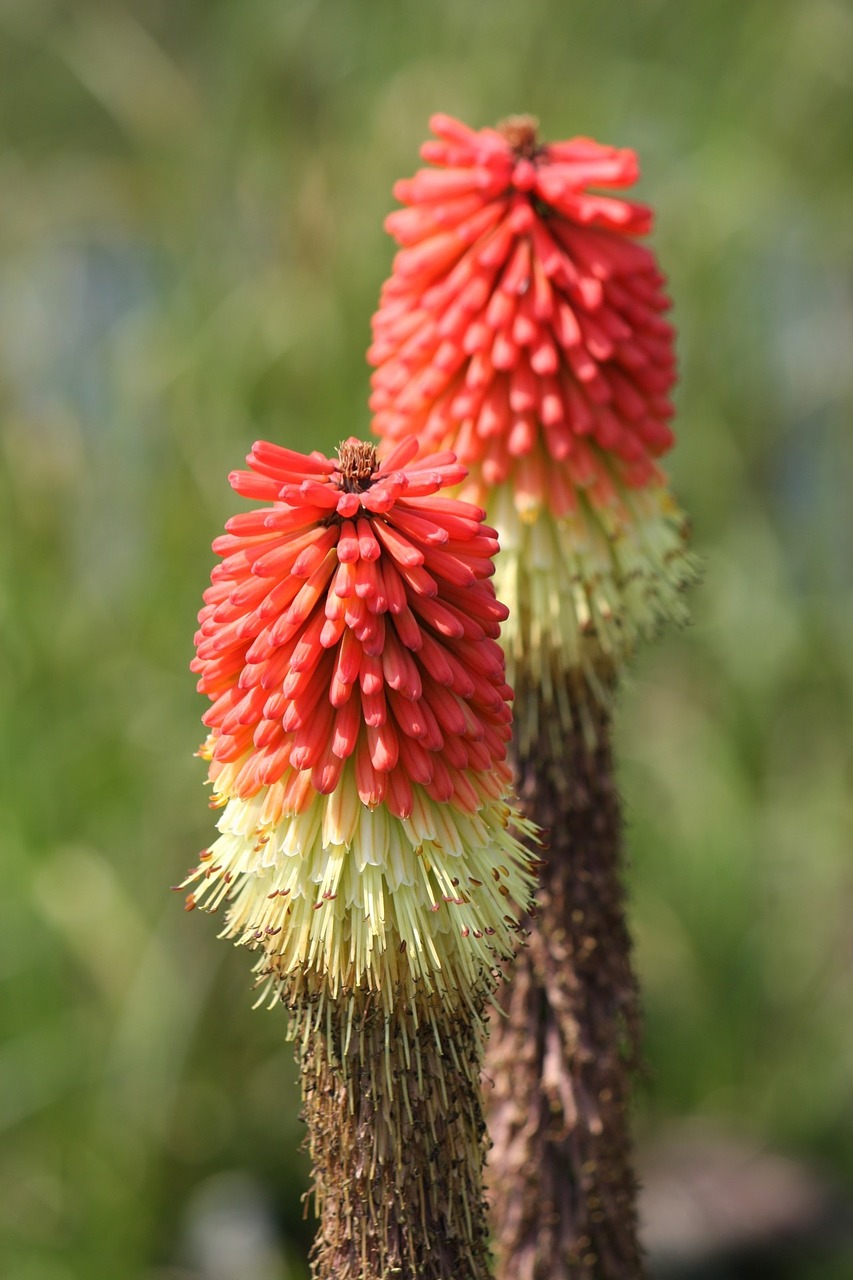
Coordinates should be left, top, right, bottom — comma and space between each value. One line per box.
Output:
488, 675, 642, 1279
294, 987, 492, 1280
185, 435, 536, 1280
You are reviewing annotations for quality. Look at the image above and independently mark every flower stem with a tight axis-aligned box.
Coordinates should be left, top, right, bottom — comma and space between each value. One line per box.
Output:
486, 675, 645, 1280
292, 985, 494, 1280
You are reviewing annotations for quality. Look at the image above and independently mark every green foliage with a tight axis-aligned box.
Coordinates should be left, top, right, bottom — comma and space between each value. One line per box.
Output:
0, 0, 850, 1275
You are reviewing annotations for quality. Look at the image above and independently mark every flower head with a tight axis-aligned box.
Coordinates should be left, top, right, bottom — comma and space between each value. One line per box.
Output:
369, 115, 698, 708
185, 436, 535, 1004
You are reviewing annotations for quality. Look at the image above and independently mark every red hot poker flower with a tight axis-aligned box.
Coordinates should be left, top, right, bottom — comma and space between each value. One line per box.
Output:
369, 113, 675, 515
370, 116, 697, 714
186, 437, 535, 1002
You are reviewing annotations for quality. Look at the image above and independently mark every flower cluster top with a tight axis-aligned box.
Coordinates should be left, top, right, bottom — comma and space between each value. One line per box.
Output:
370, 113, 676, 517
393, 113, 651, 236
192, 437, 514, 821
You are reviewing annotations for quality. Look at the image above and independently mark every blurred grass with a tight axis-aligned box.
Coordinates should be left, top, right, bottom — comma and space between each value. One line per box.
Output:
0, 0, 851, 1276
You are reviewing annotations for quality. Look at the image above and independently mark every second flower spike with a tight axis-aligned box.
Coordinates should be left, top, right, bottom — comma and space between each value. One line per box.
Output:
370, 113, 697, 737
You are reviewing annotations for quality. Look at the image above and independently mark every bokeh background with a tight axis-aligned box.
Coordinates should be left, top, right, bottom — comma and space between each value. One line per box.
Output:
1, 0, 851, 1276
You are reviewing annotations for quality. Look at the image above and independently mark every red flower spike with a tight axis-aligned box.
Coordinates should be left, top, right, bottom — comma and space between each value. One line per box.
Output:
192, 438, 513, 821
186, 436, 539, 1006
370, 116, 699, 724
369, 113, 673, 517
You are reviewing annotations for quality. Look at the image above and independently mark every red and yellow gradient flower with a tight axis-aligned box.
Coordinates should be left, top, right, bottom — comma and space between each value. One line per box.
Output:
369, 114, 698, 709
185, 436, 535, 1005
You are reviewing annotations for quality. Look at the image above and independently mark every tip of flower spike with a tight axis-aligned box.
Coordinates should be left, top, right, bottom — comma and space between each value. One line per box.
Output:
497, 114, 541, 157
337, 438, 379, 490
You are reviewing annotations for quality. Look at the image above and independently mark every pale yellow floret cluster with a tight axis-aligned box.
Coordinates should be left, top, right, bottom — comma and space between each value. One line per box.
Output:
185, 756, 537, 1009
491, 482, 700, 745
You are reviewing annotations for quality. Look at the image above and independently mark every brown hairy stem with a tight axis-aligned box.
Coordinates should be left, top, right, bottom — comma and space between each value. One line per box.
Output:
486, 674, 645, 1280
291, 986, 494, 1280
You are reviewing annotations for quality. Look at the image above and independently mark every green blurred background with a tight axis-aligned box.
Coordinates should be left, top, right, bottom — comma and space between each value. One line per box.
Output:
1, 0, 851, 1276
